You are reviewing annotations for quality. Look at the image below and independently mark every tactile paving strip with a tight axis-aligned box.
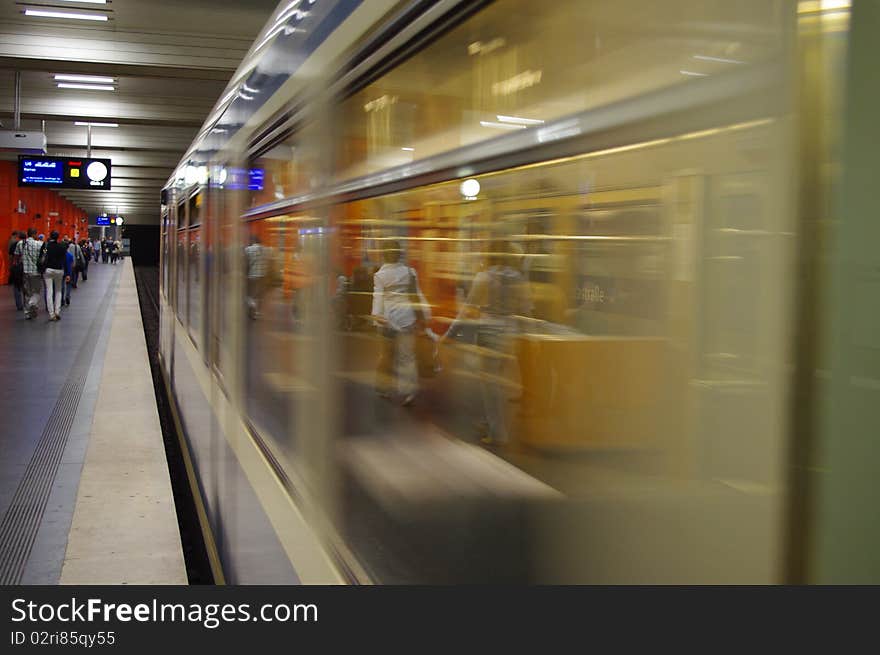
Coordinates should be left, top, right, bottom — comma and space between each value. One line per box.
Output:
0, 266, 121, 585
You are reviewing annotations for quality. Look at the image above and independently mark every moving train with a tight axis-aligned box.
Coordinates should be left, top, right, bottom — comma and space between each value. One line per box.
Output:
159, 0, 867, 583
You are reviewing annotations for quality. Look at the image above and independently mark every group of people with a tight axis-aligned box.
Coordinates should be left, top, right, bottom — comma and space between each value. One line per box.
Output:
369, 239, 531, 445
7, 230, 121, 322
244, 234, 531, 445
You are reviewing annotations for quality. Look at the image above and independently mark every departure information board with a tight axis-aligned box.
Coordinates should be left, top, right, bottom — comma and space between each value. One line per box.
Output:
18, 155, 112, 190
248, 168, 264, 191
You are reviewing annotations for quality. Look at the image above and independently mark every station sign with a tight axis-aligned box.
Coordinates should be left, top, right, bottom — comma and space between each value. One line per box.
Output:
95, 215, 123, 226
224, 167, 264, 191
18, 155, 112, 190
248, 168, 264, 191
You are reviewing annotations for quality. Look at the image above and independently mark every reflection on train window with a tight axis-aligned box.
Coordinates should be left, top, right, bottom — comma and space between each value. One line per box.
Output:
161, 211, 169, 299
328, 116, 786, 582
176, 223, 187, 322
188, 226, 202, 349
243, 214, 322, 460
247, 135, 318, 208
214, 213, 235, 379
335, 0, 784, 182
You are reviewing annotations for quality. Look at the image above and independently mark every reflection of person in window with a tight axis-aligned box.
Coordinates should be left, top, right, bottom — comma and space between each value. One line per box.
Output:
371, 240, 430, 406
244, 234, 267, 319
444, 240, 532, 445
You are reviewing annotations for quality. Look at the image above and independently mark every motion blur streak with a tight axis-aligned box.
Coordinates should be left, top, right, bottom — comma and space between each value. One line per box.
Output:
158, 0, 876, 584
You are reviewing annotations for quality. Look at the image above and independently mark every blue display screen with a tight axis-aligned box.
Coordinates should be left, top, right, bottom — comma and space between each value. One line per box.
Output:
248, 168, 264, 191
95, 216, 111, 226
20, 158, 63, 185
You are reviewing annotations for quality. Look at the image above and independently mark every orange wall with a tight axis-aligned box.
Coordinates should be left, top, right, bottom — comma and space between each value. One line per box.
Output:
0, 161, 89, 282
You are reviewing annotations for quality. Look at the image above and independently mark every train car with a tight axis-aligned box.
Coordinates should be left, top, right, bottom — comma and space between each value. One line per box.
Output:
159, 0, 853, 583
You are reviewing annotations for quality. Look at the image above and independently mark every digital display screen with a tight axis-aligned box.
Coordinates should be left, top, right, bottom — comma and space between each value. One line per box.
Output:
95, 216, 111, 226
18, 155, 112, 190
224, 167, 265, 191
20, 158, 64, 185
248, 168, 264, 191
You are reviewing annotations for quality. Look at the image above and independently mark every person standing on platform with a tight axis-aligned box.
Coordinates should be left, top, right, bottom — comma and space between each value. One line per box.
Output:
92, 239, 100, 263
67, 238, 85, 289
15, 228, 43, 320
61, 243, 74, 308
43, 231, 67, 321
9, 231, 24, 311
101, 238, 109, 264
79, 239, 91, 281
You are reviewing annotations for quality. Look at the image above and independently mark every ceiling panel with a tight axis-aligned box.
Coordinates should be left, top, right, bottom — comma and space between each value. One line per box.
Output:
0, 0, 279, 224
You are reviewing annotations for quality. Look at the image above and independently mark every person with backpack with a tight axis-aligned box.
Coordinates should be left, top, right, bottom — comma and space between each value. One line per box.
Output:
61, 240, 75, 307
42, 231, 67, 321
67, 238, 86, 289
442, 239, 532, 445
14, 228, 44, 320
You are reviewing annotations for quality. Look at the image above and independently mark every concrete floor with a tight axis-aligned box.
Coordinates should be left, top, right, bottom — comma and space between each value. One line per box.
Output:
0, 259, 186, 584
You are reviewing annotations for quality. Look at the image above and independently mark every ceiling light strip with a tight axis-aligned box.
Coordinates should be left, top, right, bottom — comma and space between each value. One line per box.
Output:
55, 74, 115, 84
57, 83, 115, 91
24, 9, 109, 21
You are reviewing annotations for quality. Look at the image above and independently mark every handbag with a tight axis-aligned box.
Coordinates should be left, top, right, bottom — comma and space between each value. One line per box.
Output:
36, 244, 48, 274
415, 330, 441, 378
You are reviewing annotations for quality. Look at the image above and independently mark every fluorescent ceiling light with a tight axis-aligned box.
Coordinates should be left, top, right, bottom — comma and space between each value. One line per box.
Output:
242, 84, 259, 94
74, 121, 118, 127
679, 70, 708, 77
24, 9, 109, 21
692, 55, 746, 65
238, 92, 255, 101
401, 147, 414, 151
55, 74, 115, 84
58, 83, 115, 91
59, 0, 108, 3
480, 120, 526, 130
496, 114, 544, 126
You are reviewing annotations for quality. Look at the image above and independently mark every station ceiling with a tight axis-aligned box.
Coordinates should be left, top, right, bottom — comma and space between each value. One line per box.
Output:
0, 0, 279, 223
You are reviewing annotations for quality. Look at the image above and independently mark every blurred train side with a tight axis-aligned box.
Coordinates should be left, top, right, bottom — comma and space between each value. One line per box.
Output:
158, 0, 865, 583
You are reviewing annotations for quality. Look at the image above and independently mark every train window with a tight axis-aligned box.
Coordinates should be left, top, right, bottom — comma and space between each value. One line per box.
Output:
215, 199, 235, 380
176, 224, 187, 323
161, 209, 169, 300
334, 0, 785, 183
188, 226, 202, 350
187, 192, 203, 348
327, 113, 790, 582
247, 135, 317, 208
242, 213, 322, 461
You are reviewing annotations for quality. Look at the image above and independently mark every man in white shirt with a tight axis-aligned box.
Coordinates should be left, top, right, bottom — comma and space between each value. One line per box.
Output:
371, 240, 431, 405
